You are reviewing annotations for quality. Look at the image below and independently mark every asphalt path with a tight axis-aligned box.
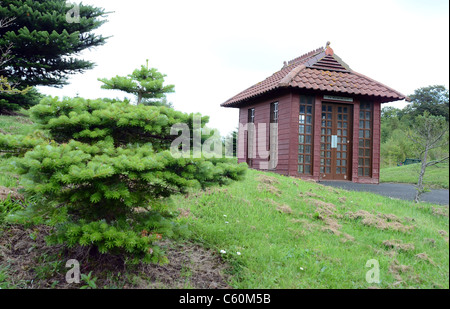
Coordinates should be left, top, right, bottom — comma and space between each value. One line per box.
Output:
319, 181, 449, 206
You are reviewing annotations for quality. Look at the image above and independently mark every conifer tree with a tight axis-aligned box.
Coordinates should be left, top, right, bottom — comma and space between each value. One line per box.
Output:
0, 0, 109, 111
98, 60, 175, 105
6, 97, 246, 264
0, 15, 33, 112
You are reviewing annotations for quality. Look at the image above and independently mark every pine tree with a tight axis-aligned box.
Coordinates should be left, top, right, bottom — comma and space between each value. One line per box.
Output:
0, 15, 33, 113
98, 60, 175, 105
6, 96, 247, 264
0, 0, 109, 111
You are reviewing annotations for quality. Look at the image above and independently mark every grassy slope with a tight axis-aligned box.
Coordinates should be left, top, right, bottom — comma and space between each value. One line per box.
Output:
0, 115, 36, 188
380, 163, 449, 189
175, 169, 449, 289
1, 115, 449, 289
0, 115, 35, 136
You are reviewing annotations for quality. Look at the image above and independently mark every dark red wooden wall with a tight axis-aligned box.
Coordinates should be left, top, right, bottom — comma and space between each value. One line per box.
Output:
237, 90, 382, 184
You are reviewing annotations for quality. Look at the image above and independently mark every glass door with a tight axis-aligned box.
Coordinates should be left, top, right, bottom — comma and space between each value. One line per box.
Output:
320, 103, 353, 180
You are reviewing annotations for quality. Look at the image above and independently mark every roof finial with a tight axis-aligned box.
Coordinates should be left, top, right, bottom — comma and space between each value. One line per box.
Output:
325, 41, 334, 56
283, 61, 288, 68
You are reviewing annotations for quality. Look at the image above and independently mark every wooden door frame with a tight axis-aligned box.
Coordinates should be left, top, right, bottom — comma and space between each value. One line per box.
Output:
318, 101, 354, 181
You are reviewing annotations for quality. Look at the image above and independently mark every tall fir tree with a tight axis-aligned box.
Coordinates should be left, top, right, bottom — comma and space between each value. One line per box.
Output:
0, 15, 33, 113
98, 60, 175, 105
0, 0, 109, 112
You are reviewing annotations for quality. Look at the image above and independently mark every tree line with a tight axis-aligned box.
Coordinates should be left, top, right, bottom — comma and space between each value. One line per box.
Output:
381, 85, 449, 168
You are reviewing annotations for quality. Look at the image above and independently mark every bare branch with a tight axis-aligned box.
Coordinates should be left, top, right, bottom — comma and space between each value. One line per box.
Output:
406, 129, 423, 146
0, 17, 16, 73
426, 156, 450, 167
0, 43, 13, 69
0, 17, 16, 29
428, 128, 450, 150
409, 113, 449, 203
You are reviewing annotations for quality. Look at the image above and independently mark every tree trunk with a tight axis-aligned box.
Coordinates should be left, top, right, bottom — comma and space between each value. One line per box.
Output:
414, 148, 429, 203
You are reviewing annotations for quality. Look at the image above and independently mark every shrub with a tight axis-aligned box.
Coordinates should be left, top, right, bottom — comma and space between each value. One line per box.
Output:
0, 195, 24, 224
10, 96, 247, 263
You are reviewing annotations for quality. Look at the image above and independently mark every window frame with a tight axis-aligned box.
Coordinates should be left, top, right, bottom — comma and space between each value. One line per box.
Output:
247, 108, 255, 167
298, 95, 314, 175
358, 102, 373, 178
270, 102, 279, 124
248, 108, 255, 124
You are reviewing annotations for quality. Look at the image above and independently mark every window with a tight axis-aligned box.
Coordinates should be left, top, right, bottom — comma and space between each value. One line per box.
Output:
358, 102, 372, 177
319, 104, 333, 175
247, 108, 255, 167
298, 95, 314, 174
270, 102, 279, 123
269, 103, 279, 170
248, 108, 255, 123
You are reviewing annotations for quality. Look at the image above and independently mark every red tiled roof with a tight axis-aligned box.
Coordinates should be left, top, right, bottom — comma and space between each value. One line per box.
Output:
221, 45, 407, 107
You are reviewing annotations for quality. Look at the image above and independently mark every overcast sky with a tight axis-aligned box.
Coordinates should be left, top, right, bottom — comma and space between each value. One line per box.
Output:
37, 0, 450, 136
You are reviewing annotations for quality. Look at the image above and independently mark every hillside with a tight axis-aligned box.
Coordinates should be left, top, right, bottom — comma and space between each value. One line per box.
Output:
0, 115, 449, 289
174, 169, 449, 289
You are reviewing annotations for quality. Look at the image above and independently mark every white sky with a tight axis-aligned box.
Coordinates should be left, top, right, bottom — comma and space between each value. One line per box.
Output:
37, 0, 450, 136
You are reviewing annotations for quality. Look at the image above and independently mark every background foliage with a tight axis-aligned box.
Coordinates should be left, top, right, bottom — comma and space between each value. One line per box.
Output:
381, 85, 449, 167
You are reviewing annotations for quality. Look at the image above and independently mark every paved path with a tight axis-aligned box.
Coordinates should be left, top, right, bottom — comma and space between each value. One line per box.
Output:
319, 181, 449, 206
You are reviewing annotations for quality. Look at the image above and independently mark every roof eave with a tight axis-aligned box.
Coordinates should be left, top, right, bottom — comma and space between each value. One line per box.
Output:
221, 84, 292, 108
351, 71, 407, 102
221, 86, 407, 108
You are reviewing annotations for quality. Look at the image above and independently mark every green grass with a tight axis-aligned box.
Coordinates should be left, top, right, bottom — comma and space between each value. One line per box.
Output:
380, 163, 449, 189
0, 172, 18, 188
0, 265, 20, 289
174, 169, 449, 289
0, 115, 35, 136
0, 115, 448, 289
0, 114, 36, 188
